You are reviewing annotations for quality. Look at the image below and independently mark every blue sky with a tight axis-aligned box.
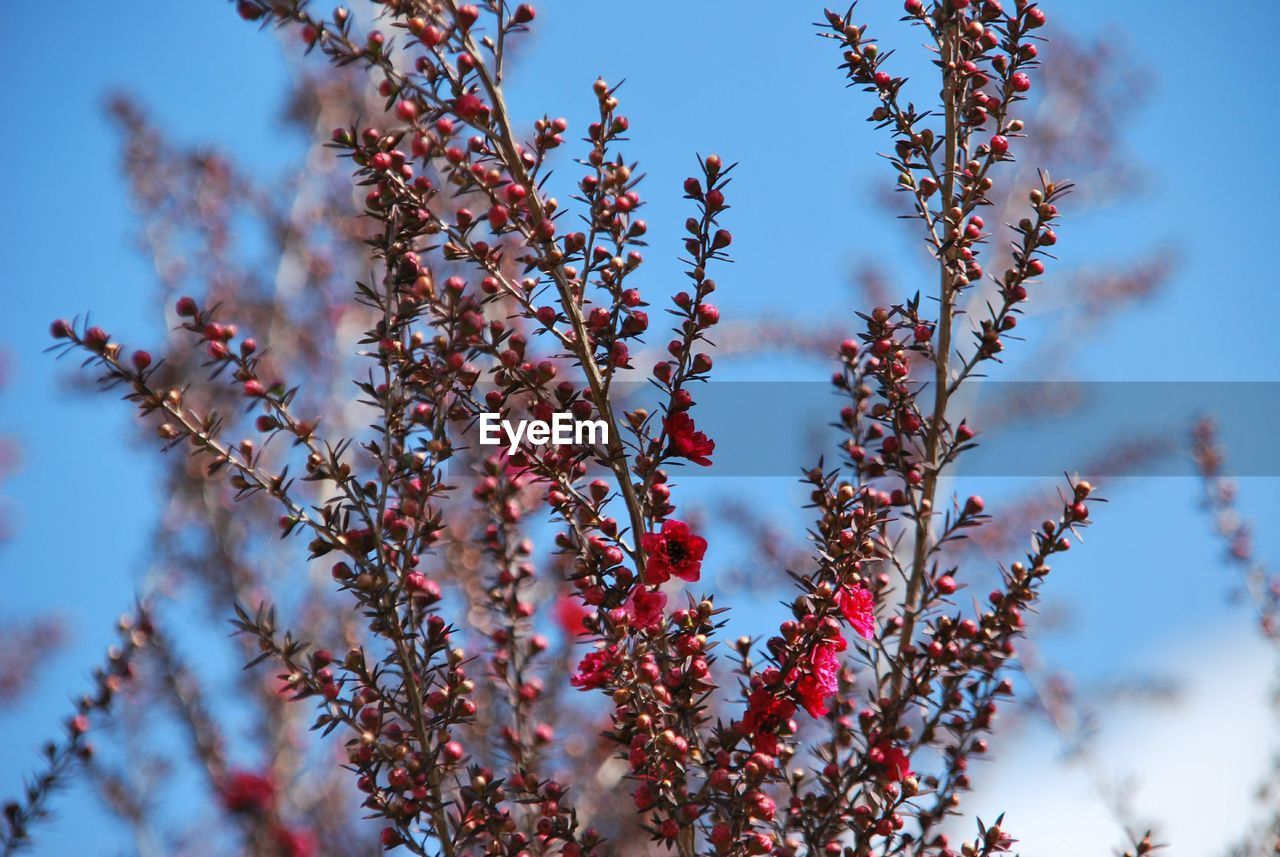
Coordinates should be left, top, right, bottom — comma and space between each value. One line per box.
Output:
2, 1, 1278, 853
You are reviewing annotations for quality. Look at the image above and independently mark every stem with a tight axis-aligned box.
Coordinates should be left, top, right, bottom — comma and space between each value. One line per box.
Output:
447, 0, 650, 569
892, 26, 960, 697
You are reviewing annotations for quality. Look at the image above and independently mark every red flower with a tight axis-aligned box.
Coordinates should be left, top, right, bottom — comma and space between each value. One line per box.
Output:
870, 740, 912, 782
837, 584, 876, 640
640, 520, 708, 585
664, 411, 715, 466
219, 769, 276, 814
626, 587, 667, 630
570, 645, 619, 691
741, 685, 796, 755
794, 640, 843, 718
272, 826, 317, 857
555, 595, 588, 636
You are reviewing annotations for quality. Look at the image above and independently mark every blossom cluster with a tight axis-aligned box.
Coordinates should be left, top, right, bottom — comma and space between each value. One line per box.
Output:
11, 2, 1131, 856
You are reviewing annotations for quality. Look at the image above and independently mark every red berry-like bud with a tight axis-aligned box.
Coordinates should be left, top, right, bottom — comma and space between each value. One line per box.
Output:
1025, 7, 1046, 28
513, 3, 535, 23
936, 575, 958, 595
176, 296, 198, 317
964, 495, 985, 515
236, 1, 262, 21
50, 319, 72, 339
904, 0, 924, 14
244, 379, 266, 397
396, 100, 419, 122
457, 4, 480, 28
84, 326, 109, 352
421, 24, 444, 46
874, 71, 892, 88
989, 135, 1009, 155
131, 351, 152, 372
1010, 72, 1031, 92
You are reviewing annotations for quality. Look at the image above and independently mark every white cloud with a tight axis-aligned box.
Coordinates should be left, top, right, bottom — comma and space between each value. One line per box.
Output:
961, 623, 1275, 855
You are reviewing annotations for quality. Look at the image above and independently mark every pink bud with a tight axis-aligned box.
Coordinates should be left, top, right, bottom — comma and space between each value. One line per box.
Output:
84, 327, 109, 352
421, 24, 444, 46
396, 100, 419, 122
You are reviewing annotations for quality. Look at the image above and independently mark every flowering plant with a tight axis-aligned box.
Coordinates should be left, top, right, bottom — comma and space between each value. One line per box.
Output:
10, 1, 1171, 856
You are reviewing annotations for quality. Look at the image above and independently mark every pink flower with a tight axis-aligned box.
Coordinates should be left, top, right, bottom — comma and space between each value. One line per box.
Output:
570, 645, 619, 691
640, 519, 708, 585
626, 587, 667, 630
664, 411, 715, 466
870, 740, 912, 782
741, 685, 796, 755
555, 595, 588, 636
219, 769, 276, 814
793, 640, 843, 718
838, 584, 876, 640
272, 826, 317, 857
